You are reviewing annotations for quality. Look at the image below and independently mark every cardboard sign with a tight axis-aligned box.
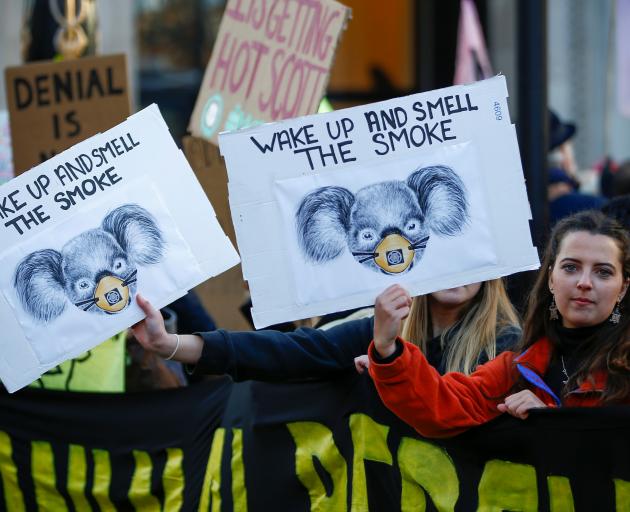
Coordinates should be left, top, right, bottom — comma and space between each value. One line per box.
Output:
0, 105, 240, 392
5, 54, 130, 174
219, 76, 539, 328
182, 135, 251, 331
189, 0, 350, 145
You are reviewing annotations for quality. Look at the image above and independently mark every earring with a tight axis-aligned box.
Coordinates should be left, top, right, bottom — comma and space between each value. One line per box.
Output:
611, 300, 622, 324
549, 294, 559, 320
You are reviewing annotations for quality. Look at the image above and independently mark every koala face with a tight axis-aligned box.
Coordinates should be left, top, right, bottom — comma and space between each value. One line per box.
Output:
61, 230, 136, 312
14, 204, 164, 323
296, 165, 468, 275
348, 182, 428, 273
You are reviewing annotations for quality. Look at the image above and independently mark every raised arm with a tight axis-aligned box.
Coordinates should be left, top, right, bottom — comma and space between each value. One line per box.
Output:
368, 285, 517, 438
132, 294, 374, 381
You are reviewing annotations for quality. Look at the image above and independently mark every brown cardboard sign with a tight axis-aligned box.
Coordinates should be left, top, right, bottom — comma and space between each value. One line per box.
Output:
5, 54, 130, 175
189, 0, 350, 145
182, 135, 250, 330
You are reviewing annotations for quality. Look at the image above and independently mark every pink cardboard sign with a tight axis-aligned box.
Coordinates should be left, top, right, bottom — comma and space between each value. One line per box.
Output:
189, 0, 350, 145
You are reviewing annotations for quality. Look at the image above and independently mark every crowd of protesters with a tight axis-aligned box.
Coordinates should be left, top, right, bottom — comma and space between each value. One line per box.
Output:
123, 108, 630, 439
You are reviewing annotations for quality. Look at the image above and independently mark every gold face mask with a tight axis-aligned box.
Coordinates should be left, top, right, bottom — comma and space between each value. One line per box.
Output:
74, 269, 137, 313
373, 234, 415, 273
93, 275, 130, 313
352, 234, 429, 274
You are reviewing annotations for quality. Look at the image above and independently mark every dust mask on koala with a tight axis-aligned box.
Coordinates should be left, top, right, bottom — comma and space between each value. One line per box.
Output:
352, 234, 430, 274
74, 269, 137, 313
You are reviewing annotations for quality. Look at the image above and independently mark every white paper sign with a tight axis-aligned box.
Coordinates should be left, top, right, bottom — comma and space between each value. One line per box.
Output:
0, 105, 240, 392
219, 76, 539, 328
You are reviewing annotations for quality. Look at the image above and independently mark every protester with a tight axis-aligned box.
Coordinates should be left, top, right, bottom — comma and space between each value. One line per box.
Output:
367, 210, 630, 438
548, 167, 604, 226
548, 109, 578, 178
610, 160, 630, 198
601, 194, 630, 231
131, 279, 520, 381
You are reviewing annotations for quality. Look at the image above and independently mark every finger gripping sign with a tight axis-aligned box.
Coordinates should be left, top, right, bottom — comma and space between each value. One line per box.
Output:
189, 0, 350, 145
219, 76, 540, 328
0, 105, 240, 392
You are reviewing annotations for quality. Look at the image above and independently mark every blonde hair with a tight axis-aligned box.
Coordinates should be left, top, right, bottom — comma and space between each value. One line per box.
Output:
401, 280, 520, 374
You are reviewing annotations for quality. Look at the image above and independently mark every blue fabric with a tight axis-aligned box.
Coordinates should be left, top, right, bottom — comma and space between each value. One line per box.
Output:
549, 193, 605, 226
516, 363, 561, 407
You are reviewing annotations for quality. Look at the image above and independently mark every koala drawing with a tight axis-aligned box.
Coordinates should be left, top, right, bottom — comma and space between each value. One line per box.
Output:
296, 165, 468, 274
14, 204, 164, 322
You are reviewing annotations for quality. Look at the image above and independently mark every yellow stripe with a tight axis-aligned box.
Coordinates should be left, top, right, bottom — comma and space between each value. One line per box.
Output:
92, 449, 115, 511
349, 414, 392, 512
67, 445, 91, 511
286, 422, 347, 512
129, 450, 160, 511
231, 429, 248, 512
0, 431, 25, 512
31, 441, 67, 510
548, 476, 575, 512
163, 448, 184, 511
198, 428, 225, 512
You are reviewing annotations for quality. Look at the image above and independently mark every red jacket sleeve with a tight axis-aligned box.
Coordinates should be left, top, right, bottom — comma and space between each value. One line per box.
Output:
368, 339, 518, 438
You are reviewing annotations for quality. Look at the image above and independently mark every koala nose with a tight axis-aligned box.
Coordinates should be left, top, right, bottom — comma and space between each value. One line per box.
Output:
95, 270, 114, 284
381, 227, 403, 238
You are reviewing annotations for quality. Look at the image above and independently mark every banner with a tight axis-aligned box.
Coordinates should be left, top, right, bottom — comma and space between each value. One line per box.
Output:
4, 54, 130, 175
188, 0, 350, 145
1, 374, 630, 510
0, 105, 240, 392
219, 76, 539, 328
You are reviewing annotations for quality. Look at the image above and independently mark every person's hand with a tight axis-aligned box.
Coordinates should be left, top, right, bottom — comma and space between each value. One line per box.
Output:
373, 284, 412, 358
354, 355, 370, 374
497, 390, 547, 419
132, 294, 177, 358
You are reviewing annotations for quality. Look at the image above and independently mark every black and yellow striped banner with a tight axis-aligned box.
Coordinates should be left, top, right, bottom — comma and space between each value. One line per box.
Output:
1, 373, 630, 510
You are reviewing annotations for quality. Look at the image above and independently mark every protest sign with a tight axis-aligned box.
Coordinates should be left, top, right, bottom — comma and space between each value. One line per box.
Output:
189, 0, 350, 145
29, 332, 126, 392
5, 54, 130, 174
0, 105, 240, 392
220, 76, 539, 328
182, 135, 250, 330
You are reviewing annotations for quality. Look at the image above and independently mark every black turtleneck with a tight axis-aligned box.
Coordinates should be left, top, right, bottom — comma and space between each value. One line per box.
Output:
544, 321, 607, 400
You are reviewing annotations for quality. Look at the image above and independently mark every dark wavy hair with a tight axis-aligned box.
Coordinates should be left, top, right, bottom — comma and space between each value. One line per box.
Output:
519, 210, 630, 403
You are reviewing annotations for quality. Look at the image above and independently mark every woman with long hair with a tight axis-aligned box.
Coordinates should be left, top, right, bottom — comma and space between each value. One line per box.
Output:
368, 210, 630, 438
131, 278, 520, 382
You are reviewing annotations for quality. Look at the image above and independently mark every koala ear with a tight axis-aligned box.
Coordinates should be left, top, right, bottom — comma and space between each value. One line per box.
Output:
406, 165, 468, 236
101, 204, 164, 265
14, 249, 67, 322
296, 186, 355, 262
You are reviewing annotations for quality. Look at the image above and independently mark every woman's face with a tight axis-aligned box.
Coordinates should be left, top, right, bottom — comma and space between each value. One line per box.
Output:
430, 283, 482, 309
549, 231, 629, 328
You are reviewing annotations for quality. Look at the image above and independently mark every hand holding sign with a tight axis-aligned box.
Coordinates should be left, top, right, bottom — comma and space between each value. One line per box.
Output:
373, 285, 411, 359
220, 76, 539, 328
133, 294, 204, 365
0, 105, 239, 392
